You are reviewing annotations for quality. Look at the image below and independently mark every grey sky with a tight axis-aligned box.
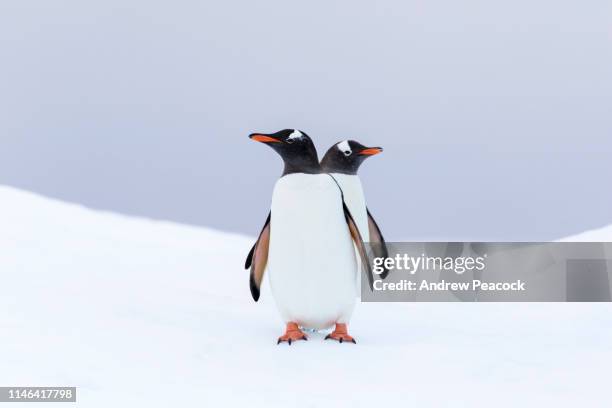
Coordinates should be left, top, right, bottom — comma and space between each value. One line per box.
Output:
1, 1, 611, 240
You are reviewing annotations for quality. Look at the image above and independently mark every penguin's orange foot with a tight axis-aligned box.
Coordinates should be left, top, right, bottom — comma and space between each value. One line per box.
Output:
277, 322, 308, 345
325, 323, 356, 344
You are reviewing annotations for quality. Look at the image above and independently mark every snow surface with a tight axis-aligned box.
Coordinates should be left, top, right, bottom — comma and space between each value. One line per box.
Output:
561, 225, 612, 242
1, 185, 611, 407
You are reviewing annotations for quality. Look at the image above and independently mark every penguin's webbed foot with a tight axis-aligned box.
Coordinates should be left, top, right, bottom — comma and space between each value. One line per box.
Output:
277, 322, 308, 345
325, 323, 356, 344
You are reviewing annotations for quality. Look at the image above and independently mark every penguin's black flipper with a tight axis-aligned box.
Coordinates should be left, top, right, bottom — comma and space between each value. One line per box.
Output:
248, 212, 271, 302
366, 207, 390, 279
245, 243, 256, 269
245, 212, 271, 269
343, 202, 374, 291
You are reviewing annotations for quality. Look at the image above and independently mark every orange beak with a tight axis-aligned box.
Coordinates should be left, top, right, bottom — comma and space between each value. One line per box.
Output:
359, 147, 383, 156
249, 134, 282, 143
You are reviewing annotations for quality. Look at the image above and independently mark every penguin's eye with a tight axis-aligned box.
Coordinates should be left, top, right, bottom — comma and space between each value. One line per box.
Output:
286, 138, 295, 144
343, 150, 351, 156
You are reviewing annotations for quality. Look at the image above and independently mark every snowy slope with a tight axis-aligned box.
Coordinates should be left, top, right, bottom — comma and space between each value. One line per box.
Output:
561, 225, 612, 242
1, 185, 611, 407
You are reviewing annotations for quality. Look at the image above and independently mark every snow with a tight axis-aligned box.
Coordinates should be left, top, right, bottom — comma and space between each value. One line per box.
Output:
561, 225, 612, 242
1, 185, 611, 407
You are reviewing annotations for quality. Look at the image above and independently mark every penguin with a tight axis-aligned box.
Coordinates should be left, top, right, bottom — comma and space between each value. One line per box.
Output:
245, 129, 373, 345
320, 140, 389, 281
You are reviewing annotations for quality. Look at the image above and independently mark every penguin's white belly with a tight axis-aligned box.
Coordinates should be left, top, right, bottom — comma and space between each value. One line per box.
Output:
331, 174, 369, 241
330, 174, 369, 295
268, 173, 357, 329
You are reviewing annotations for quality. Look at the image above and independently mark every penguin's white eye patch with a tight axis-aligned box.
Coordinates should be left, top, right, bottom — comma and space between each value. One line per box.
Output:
337, 140, 352, 156
287, 130, 303, 143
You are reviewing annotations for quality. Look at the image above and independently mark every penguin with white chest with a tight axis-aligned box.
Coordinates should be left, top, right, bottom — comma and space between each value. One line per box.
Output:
245, 130, 373, 344
321, 140, 390, 281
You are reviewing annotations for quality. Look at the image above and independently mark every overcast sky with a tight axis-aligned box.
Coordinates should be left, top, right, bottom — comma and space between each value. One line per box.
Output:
1, 0, 611, 240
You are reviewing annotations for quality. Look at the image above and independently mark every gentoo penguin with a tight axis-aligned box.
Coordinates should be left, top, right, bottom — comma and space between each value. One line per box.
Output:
320, 140, 389, 280
245, 129, 373, 344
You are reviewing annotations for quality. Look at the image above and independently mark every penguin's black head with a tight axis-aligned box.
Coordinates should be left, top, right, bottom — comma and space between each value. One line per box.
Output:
320, 140, 383, 175
249, 129, 320, 175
